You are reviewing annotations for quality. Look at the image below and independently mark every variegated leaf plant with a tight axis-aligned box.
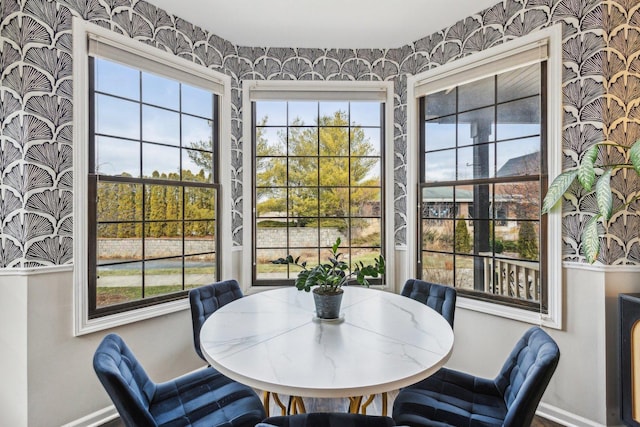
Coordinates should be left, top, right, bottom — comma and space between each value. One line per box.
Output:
541, 139, 640, 263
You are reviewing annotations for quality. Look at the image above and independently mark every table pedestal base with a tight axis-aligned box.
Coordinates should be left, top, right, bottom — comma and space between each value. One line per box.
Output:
263, 392, 388, 417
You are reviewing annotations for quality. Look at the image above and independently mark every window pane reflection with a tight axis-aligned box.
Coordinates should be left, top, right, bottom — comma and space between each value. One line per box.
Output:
497, 96, 540, 141
143, 105, 180, 145
182, 84, 213, 117
143, 143, 180, 178
96, 136, 140, 177
142, 72, 179, 110
425, 149, 456, 182
458, 75, 494, 112
350, 102, 380, 126
256, 101, 287, 126
96, 94, 139, 140
289, 101, 317, 125
426, 116, 456, 151
95, 58, 139, 101
183, 115, 213, 151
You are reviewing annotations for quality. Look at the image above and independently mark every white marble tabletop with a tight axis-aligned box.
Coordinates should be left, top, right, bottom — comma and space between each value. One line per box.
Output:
199, 286, 454, 398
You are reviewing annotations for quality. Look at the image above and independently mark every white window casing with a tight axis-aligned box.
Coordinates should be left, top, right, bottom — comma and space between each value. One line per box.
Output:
72, 17, 232, 335
241, 80, 396, 293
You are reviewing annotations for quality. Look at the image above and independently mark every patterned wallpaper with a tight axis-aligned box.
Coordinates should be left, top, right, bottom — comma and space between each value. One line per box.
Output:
0, 0, 638, 267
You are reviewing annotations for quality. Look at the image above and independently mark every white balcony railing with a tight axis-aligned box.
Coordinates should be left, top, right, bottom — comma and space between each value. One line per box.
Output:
481, 254, 540, 302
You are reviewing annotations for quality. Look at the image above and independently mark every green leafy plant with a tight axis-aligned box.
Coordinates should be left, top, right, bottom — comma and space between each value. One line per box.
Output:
541, 139, 640, 263
272, 237, 385, 294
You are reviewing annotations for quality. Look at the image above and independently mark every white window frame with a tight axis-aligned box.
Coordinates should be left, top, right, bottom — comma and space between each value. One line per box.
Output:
241, 80, 396, 292
406, 25, 563, 329
72, 18, 232, 336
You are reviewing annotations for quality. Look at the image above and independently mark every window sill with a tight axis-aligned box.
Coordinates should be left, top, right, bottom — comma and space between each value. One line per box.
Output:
457, 295, 561, 329
74, 298, 190, 336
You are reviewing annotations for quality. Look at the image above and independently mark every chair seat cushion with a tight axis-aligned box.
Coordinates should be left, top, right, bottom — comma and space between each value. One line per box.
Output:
392, 368, 507, 427
150, 367, 265, 427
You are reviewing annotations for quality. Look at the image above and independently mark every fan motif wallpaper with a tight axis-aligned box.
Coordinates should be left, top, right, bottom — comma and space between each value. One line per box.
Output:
0, 0, 638, 267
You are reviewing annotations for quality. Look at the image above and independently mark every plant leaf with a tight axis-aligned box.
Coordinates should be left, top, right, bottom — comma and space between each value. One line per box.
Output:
630, 138, 640, 175
595, 168, 612, 220
542, 170, 579, 214
582, 215, 601, 263
332, 237, 341, 253
577, 145, 598, 191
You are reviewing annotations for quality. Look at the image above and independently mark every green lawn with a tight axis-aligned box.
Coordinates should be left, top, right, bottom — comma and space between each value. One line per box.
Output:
98, 266, 214, 277
96, 284, 200, 307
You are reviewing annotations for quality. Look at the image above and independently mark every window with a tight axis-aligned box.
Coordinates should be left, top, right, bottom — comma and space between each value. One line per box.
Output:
408, 27, 562, 327
73, 18, 231, 332
420, 61, 545, 311
88, 56, 219, 318
242, 81, 393, 287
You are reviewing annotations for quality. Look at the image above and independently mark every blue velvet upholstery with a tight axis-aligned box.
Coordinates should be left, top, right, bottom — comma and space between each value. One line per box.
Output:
93, 333, 266, 427
189, 279, 243, 361
257, 413, 396, 427
392, 326, 559, 427
401, 279, 457, 327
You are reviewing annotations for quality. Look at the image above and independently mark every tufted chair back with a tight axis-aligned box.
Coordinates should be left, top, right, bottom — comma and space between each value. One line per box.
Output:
189, 279, 243, 361
401, 279, 457, 327
495, 326, 560, 426
93, 334, 157, 427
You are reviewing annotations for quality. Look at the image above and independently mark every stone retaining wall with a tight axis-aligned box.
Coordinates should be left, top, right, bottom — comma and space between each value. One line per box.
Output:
99, 228, 345, 258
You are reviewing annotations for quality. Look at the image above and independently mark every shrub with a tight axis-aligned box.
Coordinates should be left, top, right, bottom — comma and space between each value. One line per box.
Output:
517, 222, 538, 260
454, 218, 472, 253
490, 238, 504, 254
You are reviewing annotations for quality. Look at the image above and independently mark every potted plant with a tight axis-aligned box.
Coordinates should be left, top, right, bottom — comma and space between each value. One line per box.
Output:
542, 139, 640, 263
272, 237, 385, 319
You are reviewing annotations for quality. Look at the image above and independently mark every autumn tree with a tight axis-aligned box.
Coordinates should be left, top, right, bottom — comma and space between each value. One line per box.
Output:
255, 111, 379, 228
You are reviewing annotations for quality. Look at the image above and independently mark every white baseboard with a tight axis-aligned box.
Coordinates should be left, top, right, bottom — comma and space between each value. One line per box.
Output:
537, 402, 617, 427
61, 406, 118, 427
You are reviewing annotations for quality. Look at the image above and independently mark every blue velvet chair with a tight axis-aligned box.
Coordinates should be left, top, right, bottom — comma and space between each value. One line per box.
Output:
93, 333, 266, 427
189, 279, 243, 361
258, 413, 396, 426
401, 279, 457, 327
392, 326, 560, 427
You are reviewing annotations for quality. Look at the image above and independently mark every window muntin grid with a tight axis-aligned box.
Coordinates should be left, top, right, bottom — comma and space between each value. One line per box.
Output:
88, 57, 220, 318
253, 101, 384, 285
419, 62, 547, 312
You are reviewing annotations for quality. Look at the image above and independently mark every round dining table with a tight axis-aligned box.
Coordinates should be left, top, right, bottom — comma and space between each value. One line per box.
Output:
199, 286, 454, 415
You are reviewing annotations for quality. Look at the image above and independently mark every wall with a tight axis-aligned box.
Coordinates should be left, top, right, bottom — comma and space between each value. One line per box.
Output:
0, 273, 28, 426
2, 259, 638, 426
1, 0, 639, 425
1, 0, 639, 265
446, 266, 640, 426
449, 266, 610, 425
0, 268, 203, 426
